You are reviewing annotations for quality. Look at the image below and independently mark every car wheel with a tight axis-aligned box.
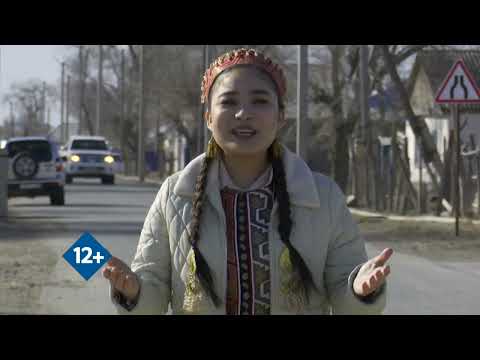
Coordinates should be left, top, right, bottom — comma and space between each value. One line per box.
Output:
66, 175, 73, 184
12, 152, 39, 180
50, 187, 65, 206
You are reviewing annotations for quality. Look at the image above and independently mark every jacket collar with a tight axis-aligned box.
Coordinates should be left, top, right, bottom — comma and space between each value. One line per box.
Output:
173, 145, 320, 208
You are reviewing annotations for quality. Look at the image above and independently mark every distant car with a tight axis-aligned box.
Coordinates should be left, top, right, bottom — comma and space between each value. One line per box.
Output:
6, 136, 66, 206
62, 135, 116, 185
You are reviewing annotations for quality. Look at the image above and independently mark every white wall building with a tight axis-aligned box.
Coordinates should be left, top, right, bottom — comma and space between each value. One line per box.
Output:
407, 50, 480, 187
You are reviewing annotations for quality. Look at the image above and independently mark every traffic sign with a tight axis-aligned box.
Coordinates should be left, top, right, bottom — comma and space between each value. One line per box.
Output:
435, 59, 480, 104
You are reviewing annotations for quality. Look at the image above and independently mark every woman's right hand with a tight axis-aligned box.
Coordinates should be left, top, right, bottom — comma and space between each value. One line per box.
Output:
103, 257, 140, 303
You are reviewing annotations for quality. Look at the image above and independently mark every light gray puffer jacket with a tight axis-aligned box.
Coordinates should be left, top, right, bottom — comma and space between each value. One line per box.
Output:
112, 147, 386, 315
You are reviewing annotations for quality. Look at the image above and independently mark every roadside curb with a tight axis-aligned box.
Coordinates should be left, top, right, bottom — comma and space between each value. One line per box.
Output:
350, 207, 480, 226
116, 174, 164, 186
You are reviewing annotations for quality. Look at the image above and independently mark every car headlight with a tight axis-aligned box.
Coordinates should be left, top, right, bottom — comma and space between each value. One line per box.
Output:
104, 155, 114, 164
70, 155, 80, 162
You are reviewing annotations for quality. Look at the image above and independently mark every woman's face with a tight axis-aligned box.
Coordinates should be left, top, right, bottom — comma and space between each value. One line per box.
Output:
206, 66, 286, 157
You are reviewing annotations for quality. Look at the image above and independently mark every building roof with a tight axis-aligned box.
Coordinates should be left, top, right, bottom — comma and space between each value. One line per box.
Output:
409, 49, 480, 113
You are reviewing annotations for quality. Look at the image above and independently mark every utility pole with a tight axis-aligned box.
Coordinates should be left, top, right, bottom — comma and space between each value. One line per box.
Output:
60, 62, 65, 143
0, 47, 6, 217
78, 45, 84, 135
9, 101, 14, 137
198, 45, 207, 156
296, 45, 309, 162
360, 45, 370, 143
42, 81, 47, 124
66, 75, 71, 140
96, 45, 103, 136
120, 49, 126, 162
138, 45, 146, 183
0, 47, 2, 128
0, 47, 3, 134
156, 112, 161, 173
203, 45, 212, 152
359, 45, 371, 207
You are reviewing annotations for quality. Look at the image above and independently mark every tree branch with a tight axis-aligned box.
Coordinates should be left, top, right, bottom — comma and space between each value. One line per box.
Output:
380, 45, 444, 180
128, 45, 139, 71
395, 45, 430, 64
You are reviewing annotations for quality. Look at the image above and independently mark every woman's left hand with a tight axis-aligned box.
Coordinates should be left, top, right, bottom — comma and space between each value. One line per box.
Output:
353, 248, 393, 298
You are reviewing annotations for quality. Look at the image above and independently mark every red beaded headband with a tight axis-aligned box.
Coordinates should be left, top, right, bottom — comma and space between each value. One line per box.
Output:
201, 48, 287, 105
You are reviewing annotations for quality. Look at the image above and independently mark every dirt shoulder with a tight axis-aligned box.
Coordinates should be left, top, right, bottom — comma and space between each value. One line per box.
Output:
0, 238, 58, 314
355, 214, 480, 263
0, 217, 82, 314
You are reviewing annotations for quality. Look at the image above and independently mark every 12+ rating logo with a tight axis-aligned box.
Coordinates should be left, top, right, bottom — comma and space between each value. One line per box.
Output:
63, 232, 112, 281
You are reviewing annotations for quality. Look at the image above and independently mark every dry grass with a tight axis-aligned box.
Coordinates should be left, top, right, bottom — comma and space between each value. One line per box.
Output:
355, 215, 480, 262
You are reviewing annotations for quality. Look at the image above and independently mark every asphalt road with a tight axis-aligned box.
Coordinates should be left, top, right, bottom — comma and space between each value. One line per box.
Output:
2, 177, 160, 315
1, 177, 480, 315
366, 243, 480, 315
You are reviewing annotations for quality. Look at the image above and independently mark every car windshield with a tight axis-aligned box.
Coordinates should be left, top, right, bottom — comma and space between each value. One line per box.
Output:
71, 140, 108, 151
7, 140, 52, 162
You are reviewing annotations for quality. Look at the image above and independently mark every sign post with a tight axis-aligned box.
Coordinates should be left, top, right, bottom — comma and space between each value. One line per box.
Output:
453, 104, 460, 236
435, 59, 480, 236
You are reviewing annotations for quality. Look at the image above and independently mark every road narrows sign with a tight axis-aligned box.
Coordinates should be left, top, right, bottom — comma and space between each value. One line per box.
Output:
435, 60, 480, 104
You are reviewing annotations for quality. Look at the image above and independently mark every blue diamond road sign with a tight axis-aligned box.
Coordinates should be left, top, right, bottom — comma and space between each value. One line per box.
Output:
63, 232, 112, 281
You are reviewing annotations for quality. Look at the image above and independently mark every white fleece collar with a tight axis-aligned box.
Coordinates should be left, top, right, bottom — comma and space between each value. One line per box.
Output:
218, 158, 273, 191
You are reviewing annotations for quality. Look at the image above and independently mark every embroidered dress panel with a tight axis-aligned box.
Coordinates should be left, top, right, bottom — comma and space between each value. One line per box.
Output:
221, 181, 274, 315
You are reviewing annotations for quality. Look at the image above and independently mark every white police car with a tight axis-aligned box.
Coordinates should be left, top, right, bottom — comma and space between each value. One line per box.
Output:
62, 136, 116, 185
6, 136, 66, 206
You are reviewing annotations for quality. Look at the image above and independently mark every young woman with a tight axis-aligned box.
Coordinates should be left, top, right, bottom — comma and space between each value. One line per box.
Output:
103, 48, 393, 315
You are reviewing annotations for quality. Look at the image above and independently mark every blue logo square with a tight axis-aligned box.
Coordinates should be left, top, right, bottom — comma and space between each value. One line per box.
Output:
63, 232, 112, 281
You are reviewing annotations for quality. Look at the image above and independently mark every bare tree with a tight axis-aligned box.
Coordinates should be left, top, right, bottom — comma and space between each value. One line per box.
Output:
307, 45, 433, 193
59, 46, 134, 147
3, 79, 57, 136
379, 45, 445, 196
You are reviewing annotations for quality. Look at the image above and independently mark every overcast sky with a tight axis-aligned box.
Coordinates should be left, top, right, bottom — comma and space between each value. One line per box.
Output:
0, 45, 66, 127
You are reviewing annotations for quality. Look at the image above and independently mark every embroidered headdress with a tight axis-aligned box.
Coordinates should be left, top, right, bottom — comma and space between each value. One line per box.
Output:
201, 48, 287, 104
